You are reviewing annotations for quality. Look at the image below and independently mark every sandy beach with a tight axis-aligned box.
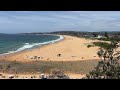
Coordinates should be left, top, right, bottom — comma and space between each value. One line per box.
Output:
0, 72, 86, 79
1, 11, 120, 79
0, 35, 100, 62
0, 35, 102, 79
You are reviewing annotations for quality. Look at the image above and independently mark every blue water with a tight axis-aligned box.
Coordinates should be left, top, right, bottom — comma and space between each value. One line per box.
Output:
0, 34, 63, 54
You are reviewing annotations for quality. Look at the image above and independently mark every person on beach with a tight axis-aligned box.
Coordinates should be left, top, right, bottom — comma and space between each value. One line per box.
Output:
57, 54, 61, 57
40, 74, 47, 79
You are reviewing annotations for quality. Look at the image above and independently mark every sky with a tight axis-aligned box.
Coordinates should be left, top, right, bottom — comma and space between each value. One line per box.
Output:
0, 11, 120, 33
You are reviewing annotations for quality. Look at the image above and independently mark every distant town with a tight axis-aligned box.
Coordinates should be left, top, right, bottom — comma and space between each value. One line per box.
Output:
21, 31, 120, 41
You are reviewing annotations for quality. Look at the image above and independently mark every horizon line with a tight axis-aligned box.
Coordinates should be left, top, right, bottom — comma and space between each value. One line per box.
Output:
1, 30, 120, 34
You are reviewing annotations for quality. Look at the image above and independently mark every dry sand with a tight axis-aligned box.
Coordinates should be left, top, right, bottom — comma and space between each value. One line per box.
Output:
0, 72, 86, 79
0, 35, 102, 79
0, 35, 100, 62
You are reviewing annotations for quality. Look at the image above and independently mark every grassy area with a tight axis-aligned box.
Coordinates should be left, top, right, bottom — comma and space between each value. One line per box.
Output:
81, 36, 97, 40
82, 36, 120, 42
97, 38, 120, 42
0, 60, 98, 74
92, 42, 110, 49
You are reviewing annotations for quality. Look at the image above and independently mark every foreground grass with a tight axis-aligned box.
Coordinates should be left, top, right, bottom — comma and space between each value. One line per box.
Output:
0, 60, 98, 74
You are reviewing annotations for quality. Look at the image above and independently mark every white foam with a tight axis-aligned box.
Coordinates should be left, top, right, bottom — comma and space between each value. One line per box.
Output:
0, 35, 64, 56
17, 44, 35, 52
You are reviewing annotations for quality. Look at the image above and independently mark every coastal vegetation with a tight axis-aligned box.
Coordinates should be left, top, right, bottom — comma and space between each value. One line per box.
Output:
87, 42, 112, 49
49, 31, 120, 42
97, 36, 120, 41
48, 69, 69, 79
86, 41, 120, 79
0, 31, 120, 79
87, 44, 94, 48
92, 42, 110, 49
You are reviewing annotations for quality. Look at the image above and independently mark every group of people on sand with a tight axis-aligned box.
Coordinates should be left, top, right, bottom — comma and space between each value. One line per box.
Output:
0, 73, 47, 79
30, 56, 43, 60
28, 54, 63, 61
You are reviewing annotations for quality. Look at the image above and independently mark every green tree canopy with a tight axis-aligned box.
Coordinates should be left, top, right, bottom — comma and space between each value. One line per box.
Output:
86, 41, 120, 79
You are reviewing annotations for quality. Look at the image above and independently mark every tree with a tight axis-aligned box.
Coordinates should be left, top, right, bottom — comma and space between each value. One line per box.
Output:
93, 32, 98, 37
86, 41, 120, 79
104, 32, 109, 38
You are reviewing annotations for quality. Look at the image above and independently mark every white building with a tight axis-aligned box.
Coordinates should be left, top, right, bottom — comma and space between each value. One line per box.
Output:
96, 35, 103, 39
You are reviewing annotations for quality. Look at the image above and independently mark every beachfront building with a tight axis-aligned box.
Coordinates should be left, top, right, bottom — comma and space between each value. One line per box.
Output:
95, 35, 105, 39
96, 35, 103, 38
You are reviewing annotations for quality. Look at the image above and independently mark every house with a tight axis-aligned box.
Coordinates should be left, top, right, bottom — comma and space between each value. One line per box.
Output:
96, 35, 104, 39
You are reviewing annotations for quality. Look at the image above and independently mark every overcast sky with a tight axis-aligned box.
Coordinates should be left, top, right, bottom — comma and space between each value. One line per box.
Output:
0, 11, 120, 33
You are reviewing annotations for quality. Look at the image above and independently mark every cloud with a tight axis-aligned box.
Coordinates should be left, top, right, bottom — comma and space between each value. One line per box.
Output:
0, 11, 120, 33
53, 14, 79, 20
12, 15, 53, 21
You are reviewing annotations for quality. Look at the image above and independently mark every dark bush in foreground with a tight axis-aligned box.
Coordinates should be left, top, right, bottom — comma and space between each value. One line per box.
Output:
86, 41, 120, 79
87, 44, 94, 48
48, 69, 70, 79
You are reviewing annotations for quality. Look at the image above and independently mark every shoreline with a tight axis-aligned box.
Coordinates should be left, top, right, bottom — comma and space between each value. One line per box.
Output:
0, 34, 64, 58
0, 35, 100, 62
0, 35, 101, 79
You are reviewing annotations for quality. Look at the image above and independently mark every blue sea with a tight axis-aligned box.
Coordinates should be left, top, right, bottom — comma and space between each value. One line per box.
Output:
0, 34, 63, 55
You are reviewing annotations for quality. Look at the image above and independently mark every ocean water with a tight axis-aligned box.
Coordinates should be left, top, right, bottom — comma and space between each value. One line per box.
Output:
0, 34, 63, 55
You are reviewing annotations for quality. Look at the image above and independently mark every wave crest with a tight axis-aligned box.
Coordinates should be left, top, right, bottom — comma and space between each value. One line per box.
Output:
1, 35, 64, 55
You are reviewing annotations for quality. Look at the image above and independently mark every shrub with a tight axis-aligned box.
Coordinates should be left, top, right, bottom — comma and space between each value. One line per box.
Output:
48, 69, 69, 79
86, 41, 120, 79
87, 44, 94, 48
